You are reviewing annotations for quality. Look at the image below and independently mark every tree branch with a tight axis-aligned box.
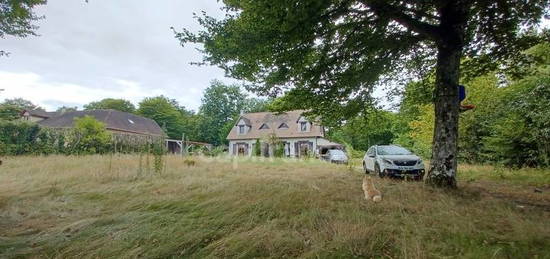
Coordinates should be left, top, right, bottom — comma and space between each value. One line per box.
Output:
362, 0, 442, 41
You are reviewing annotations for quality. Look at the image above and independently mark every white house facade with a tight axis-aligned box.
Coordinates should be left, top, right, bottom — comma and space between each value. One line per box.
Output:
227, 110, 343, 157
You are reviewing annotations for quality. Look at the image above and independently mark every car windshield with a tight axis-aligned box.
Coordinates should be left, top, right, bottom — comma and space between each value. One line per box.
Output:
330, 150, 346, 156
377, 146, 412, 155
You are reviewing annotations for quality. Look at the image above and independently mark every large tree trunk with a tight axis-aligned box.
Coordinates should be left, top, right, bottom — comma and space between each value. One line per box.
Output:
425, 2, 467, 188
425, 44, 461, 188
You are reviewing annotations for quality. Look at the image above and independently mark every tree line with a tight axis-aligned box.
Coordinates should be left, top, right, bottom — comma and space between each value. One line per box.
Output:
328, 43, 550, 168
0, 80, 271, 147
1, 116, 113, 155
2, 40, 549, 169
2, 41, 548, 169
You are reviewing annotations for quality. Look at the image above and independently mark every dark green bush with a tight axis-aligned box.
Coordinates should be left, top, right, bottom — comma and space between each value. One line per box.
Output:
0, 120, 64, 155
274, 142, 285, 157
254, 139, 261, 156
67, 116, 112, 154
0, 117, 162, 157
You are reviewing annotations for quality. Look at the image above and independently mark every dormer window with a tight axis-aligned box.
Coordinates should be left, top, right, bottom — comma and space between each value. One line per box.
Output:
297, 115, 311, 132
236, 117, 251, 135
300, 122, 308, 132
278, 123, 289, 129
259, 123, 270, 130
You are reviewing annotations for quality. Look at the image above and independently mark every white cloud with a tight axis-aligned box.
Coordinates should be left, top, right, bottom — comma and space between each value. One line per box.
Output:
0, 0, 239, 112
0, 71, 167, 110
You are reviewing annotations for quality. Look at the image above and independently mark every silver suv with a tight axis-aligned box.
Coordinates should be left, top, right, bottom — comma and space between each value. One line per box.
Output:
321, 149, 349, 164
362, 145, 425, 180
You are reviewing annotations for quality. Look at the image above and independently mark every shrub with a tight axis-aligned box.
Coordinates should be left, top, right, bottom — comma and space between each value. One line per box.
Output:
0, 117, 169, 158
0, 120, 67, 156
254, 139, 261, 156
406, 104, 434, 158
204, 146, 226, 157
0, 105, 22, 121
152, 140, 166, 174
482, 81, 550, 167
274, 142, 285, 157
68, 116, 112, 154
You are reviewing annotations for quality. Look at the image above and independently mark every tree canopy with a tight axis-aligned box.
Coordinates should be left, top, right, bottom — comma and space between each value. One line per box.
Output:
1, 98, 39, 110
177, 0, 547, 122
199, 80, 248, 125
56, 106, 78, 113
328, 110, 397, 152
137, 96, 197, 140
0, 0, 46, 56
84, 98, 136, 113
0, 98, 39, 120
195, 80, 273, 145
0, 104, 20, 121
394, 43, 550, 167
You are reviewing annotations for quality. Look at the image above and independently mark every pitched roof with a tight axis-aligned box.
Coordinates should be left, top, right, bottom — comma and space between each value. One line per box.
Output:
227, 110, 324, 140
38, 109, 165, 137
23, 109, 60, 119
239, 117, 251, 126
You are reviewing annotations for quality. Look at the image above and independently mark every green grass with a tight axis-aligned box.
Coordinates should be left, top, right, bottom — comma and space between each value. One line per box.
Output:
458, 163, 550, 187
350, 157, 550, 187
0, 155, 549, 258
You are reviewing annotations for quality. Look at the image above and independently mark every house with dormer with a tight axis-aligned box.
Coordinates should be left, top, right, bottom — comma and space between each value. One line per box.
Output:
226, 110, 343, 157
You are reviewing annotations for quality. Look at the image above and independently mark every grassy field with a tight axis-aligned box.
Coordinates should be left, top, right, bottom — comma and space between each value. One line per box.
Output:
1, 155, 549, 258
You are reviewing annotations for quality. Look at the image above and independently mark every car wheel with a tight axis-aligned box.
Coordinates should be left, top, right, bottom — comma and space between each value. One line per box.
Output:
375, 164, 384, 178
363, 162, 369, 174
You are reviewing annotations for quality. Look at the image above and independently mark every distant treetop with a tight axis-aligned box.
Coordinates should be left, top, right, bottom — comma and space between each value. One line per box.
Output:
84, 98, 136, 113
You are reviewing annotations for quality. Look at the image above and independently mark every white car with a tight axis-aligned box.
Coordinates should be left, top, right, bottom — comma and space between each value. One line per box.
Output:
362, 145, 425, 180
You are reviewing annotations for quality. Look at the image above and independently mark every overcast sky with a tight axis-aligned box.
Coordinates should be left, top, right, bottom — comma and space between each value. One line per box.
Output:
0, 0, 240, 112
1, 2, 547, 112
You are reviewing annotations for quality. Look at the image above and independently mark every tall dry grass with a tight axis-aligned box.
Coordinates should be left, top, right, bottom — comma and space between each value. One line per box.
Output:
0, 155, 549, 258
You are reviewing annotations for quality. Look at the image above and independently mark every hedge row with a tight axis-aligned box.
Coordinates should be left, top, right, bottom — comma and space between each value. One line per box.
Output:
0, 117, 164, 156
0, 120, 66, 155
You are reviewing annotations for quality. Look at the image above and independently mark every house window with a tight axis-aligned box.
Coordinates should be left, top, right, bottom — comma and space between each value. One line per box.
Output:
239, 125, 245, 134
238, 143, 248, 155
296, 141, 313, 157
259, 123, 270, 130
278, 123, 289, 129
300, 122, 308, 132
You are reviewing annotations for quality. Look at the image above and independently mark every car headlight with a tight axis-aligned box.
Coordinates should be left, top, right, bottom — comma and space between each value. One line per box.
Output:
417, 159, 423, 165
382, 159, 393, 165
